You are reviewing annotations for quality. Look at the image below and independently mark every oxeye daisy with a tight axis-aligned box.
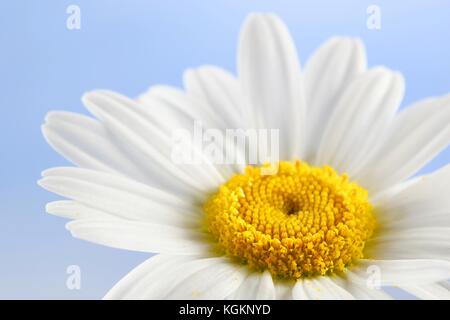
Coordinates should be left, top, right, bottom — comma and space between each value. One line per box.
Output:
39, 13, 450, 300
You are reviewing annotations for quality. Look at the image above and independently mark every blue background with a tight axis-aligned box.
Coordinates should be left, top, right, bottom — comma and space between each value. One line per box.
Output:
0, 0, 449, 299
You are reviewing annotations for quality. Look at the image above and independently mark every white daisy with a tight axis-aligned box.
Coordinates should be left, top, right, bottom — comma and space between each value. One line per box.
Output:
39, 13, 450, 300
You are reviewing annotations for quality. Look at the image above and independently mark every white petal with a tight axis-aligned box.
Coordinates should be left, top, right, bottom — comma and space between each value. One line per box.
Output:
380, 212, 450, 230
66, 219, 209, 255
401, 282, 450, 300
344, 272, 392, 299
365, 228, 450, 261
355, 94, 450, 192
370, 176, 422, 206
369, 166, 450, 261
42, 111, 150, 184
182, 67, 249, 174
274, 281, 294, 300
369, 227, 450, 244
83, 90, 225, 197
143, 85, 227, 130
238, 13, 305, 160
183, 66, 244, 129
352, 259, 450, 286
291, 280, 310, 299
113, 256, 244, 299
127, 88, 241, 178
46, 200, 113, 220
303, 37, 367, 161
138, 85, 243, 178
39, 167, 199, 226
163, 258, 247, 299
367, 247, 449, 262
131, 257, 229, 299
104, 254, 195, 299
229, 270, 275, 300
137, 86, 199, 135
440, 280, 450, 290
293, 277, 354, 300
374, 164, 450, 228
316, 67, 404, 176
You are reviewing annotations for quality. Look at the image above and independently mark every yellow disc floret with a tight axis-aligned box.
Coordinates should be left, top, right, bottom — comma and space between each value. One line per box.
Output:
204, 161, 376, 279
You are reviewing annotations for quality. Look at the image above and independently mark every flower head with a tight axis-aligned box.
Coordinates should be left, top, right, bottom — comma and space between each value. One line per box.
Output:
39, 13, 450, 300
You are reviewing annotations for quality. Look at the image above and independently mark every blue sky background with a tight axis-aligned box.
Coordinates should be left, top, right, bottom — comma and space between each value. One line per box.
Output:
0, 0, 449, 299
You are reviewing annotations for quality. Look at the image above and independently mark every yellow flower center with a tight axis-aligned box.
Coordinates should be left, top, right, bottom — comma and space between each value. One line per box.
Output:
204, 161, 376, 279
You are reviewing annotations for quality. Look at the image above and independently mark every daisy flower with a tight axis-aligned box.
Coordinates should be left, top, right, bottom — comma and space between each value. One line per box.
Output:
39, 13, 450, 300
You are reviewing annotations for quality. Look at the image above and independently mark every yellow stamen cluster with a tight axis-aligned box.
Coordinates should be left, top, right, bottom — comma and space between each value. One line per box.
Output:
204, 161, 376, 279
